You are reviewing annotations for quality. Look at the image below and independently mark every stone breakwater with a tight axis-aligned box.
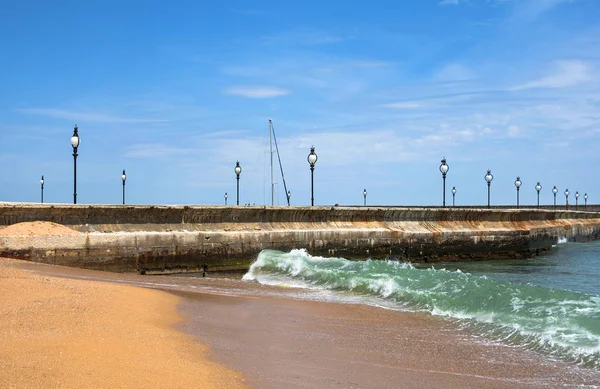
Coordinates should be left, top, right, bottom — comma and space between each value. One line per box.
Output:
0, 203, 599, 274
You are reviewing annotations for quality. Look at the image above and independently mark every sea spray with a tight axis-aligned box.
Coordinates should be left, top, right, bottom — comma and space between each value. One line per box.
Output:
244, 249, 600, 366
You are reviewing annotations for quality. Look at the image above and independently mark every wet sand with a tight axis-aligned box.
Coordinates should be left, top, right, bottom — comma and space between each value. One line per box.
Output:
6, 259, 600, 389
175, 292, 600, 389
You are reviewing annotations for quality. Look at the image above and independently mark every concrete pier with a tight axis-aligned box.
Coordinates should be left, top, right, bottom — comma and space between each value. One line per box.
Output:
0, 203, 599, 274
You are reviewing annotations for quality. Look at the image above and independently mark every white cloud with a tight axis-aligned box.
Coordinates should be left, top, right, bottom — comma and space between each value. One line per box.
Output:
16, 108, 167, 124
351, 60, 391, 68
510, 60, 592, 90
224, 86, 291, 98
262, 29, 343, 46
513, 0, 578, 19
439, 0, 462, 4
125, 143, 194, 158
382, 102, 422, 109
433, 64, 476, 82
507, 125, 521, 137
382, 92, 482, 111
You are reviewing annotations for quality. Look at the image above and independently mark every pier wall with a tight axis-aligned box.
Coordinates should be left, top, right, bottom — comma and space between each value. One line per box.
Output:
1, 203, 599, 274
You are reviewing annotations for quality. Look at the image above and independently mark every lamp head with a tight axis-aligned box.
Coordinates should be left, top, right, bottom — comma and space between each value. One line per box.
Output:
307, 146, 318, 165
535, 182, 542, 192
121, 170, 126, 182
234, 161, 242, 176
70, 124, 80, 148
553, 186, 558, 194
515, 176, 522, 188
484, 170, 493, 183
451, 186, 456, 194
439, 157, 449, 175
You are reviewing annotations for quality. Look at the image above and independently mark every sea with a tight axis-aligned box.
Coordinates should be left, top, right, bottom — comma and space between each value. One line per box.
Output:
242, 239, 600, 368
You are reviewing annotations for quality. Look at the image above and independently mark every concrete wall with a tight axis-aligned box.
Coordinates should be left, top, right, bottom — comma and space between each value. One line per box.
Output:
1, 203, 599, 274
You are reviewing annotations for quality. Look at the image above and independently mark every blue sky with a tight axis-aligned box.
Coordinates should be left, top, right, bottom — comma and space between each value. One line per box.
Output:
1, 0, 598, 207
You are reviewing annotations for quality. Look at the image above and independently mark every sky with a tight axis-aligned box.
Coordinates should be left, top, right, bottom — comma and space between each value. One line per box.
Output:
0, 0, 599, 207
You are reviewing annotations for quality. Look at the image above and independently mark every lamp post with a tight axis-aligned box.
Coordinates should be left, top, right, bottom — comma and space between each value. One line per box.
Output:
363, 189, 367, 207
535, 182, 542, 208
575, 191, 579, 210
234, 161, 242, 206
287, 190, 291, 206
584, 193, 588, 210
514, 176, 522, 209
121, 170, 126, 205
307, 146, 318, 206
451, 186, 456, 207
552, 186, 558, 209
564, 189, 569, 210
439, 158, 449, 207
484, 170, 493, 209
224, 192, 228, 205
70, 125, 80, 204
40, 175, 44, 203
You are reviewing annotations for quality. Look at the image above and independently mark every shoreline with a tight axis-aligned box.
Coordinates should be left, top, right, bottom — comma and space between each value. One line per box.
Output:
7, 258, 600, 389
0, 258, 247, 389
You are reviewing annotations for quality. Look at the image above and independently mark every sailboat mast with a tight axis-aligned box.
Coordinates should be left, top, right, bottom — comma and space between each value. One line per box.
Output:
269, 118, 274, 206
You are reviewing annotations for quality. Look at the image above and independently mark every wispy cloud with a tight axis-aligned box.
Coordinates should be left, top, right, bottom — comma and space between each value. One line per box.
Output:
513, 0, 578, 19
124, 143, 195, 158
224, 85, 291, 98
262, 29, 343, 46
16, 108, 167, 124
433, 64, 476, 82
381, 91, 488, 111
441, 0, 579, 20
510, 60, 592, 90
507, 125, 521, 137
227, 8, 264, 16
382, 102, 423, 109
219, 54, 394, 104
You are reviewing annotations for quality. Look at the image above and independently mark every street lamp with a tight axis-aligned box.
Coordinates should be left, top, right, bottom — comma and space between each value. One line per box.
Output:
564, 189, 569, 210
70, 125, 80, 204
307, 146, 318, 206
552, 186, 558, 209
439, 158, 449, 207
234, 161, 242, 206
287, 190, 291, 206
224, 192, 228, 205
535, 182, 542, 208
121, 170, 127, 205
575, 191, 579, 210
363, 189, 367, 207
451, 186, 456, 207
514, 176, 522, 209
484, 170, 494, 208
40, 175, 44, 203
584, 193, 588, 210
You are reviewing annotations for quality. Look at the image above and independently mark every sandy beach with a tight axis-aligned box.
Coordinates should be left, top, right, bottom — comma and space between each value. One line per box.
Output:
0, 257, 247, 389
3, 258, 600, 389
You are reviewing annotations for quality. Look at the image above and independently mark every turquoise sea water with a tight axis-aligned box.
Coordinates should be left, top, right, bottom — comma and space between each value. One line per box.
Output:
243, 240, 600, 367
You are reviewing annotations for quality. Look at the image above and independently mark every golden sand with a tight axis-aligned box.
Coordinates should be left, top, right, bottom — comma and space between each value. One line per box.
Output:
0, 221, 80, 237
0, 258, 247, 389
